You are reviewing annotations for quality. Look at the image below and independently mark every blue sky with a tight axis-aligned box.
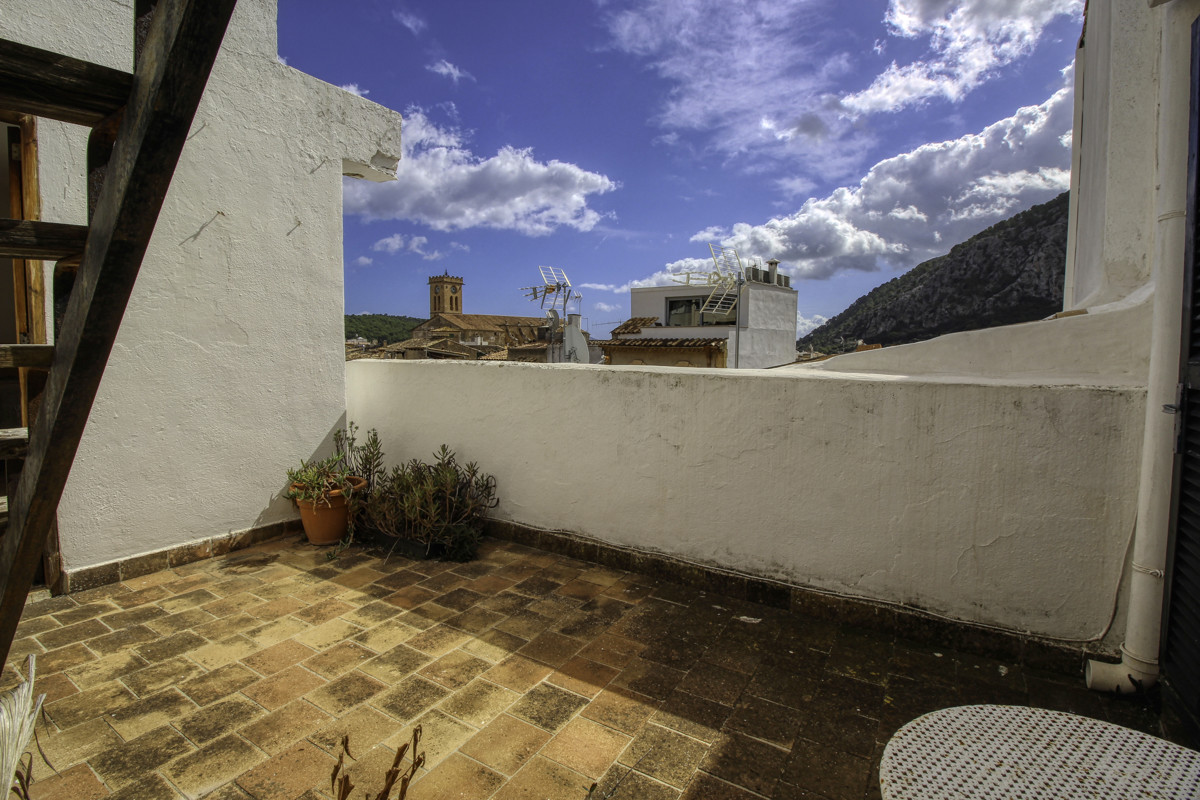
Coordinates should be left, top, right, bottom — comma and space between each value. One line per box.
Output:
278, 0, 1082, 338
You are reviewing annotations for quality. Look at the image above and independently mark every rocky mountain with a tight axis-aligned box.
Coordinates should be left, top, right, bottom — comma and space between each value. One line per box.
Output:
799, 192, 1068, 353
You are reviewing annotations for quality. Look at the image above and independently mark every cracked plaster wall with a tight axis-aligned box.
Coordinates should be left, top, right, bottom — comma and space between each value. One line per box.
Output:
2, 0, 402, 572
349, 359, 1143, 643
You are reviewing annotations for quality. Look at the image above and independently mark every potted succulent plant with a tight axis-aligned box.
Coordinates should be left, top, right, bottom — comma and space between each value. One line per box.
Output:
285, 453, 366, 545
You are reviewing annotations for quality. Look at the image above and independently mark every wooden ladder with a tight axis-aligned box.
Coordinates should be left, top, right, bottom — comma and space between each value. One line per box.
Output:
0, 0, 237, 666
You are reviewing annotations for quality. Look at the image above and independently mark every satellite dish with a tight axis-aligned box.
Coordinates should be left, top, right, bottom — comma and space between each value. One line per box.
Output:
545, 308, 560, 332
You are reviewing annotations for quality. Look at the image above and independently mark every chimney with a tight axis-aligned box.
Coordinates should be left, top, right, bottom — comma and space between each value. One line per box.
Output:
767, 259, 780, 285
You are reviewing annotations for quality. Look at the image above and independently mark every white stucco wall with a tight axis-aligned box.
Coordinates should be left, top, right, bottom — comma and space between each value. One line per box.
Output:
2, 0, 402, 572
348, 359, 1142, 643
801, 300, 1151, 385
1065, 0, 1161, 309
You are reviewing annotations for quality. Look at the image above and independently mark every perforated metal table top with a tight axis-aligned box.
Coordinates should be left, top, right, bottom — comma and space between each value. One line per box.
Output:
879, 705, 1200, 799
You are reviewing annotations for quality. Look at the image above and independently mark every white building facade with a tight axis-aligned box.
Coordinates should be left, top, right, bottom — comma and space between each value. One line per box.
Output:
627, 269, 798, 369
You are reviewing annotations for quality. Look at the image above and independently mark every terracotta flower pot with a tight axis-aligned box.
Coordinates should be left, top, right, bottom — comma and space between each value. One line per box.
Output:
293, 476, 366, 545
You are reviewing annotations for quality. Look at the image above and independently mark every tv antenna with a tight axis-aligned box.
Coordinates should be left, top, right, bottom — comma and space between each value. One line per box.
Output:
522, 266, 581, 315
698, 244, 743, 318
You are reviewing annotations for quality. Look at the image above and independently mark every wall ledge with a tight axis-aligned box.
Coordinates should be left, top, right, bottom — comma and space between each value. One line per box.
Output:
485, 518, 1110, 677
62, 518, 302, 593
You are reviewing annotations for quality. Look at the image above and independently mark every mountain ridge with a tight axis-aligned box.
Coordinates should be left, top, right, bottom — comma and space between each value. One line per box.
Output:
800, 191, 1068, 353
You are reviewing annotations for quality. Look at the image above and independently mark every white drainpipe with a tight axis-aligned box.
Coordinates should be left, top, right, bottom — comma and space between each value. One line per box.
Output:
1087, 3, 1189, 693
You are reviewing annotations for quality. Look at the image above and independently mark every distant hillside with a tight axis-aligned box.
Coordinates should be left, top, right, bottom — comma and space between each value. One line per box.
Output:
800, 192, 1068, 353
345, 313, 426, 344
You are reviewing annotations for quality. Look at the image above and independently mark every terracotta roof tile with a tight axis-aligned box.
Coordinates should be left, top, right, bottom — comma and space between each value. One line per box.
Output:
611, 317, 661, 336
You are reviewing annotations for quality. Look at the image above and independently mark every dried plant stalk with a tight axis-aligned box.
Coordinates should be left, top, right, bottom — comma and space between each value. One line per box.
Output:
0, 656, 45, 800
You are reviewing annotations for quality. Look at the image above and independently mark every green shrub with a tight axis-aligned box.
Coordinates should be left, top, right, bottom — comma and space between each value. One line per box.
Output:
339, 424, 498, 561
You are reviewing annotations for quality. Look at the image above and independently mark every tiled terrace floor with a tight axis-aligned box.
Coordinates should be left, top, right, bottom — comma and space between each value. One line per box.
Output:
6, 536, 1170, 800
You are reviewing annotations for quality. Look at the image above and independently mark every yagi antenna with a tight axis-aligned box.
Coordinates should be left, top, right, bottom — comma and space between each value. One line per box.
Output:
522, 266, 581, 314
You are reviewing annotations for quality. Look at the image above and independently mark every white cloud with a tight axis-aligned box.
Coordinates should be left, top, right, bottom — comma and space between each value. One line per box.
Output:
353, 256, 373, 267
603, 0, 870, 179
593, 301, 620, 314
344, 108, 618, 235
372, 234, 406, 254
843, 0, 1082, 114
797, 314, 829, 337
339, 83, 369, 97
372, 233, 445, 260
393, 9, 427, 35
427, 60, 474, 84
684, 82, 1073, 281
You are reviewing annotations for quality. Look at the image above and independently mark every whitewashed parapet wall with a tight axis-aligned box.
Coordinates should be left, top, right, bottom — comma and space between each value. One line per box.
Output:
348, 359, 1143, 644
2, 0, 402, 573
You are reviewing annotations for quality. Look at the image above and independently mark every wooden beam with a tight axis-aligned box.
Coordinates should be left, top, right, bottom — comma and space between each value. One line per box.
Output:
0, 0, 237, 666
0, 429, 28, 460
0, 40, 133, 127
0, 220, 87, 261
0, 346, 53, 369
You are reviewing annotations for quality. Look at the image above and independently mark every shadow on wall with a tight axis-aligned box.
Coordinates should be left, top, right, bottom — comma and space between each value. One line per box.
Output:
250, 410, 349, 533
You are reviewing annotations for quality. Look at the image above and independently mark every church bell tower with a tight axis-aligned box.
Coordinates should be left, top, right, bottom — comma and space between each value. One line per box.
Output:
428, 273, 464, 316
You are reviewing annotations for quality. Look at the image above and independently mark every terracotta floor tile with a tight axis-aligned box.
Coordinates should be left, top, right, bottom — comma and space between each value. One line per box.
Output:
581, 688, 659, 735
147, 608, 216, 636
309, 705, 401, 754
407, 624, 471, 657
240, 700, 332, 754
242, 616, 309, 648
189, 635, 260, 670
460, 628, 527, 663
124, 656, 204, 697
33, 672, 79, 705
652, 690, 733, 744
548, 656, 620, 699
290, 597, 355, 625
460, 713, 552, 775
509, 683, 589, 733
372, 675, 450, 723
438, 678, 520, 727
236, 740, 334, 800
617, 723, 708, 789
37, 717, 122, 771
699, 731, 787, 796
176, 696, 265, 744
419, 650, 491, 690
305, 640, 377, 679
242, 664, 326, 711
484, 654, 554, 693
357, 643, 431, 683
27, 762, 107, 800
242, 639, 316, 676
45, 681, 137, 730
577, 633, 643, 669
411, 753, 504, 800
542, 716, 631, 779
108, 687, 198, 739
491, 755, 594, 800
90, 725, 194, 790
393, 708, 477, 768
305, 669, 387, 714
594, 764, 681, 800
680, 772, 763, 800
349, 618, 418, 652
295, 618, 365, 651
179, 662, 259, 706
107, 772, 185, 800
163, 733, 263, 798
